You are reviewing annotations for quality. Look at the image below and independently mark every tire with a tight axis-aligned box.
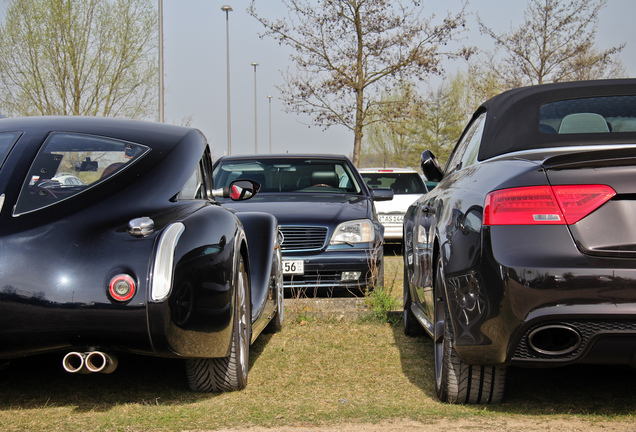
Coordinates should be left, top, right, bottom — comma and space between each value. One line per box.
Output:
403, 265, 424, 337
433, 256, 506, 404
186, 255, 251, 392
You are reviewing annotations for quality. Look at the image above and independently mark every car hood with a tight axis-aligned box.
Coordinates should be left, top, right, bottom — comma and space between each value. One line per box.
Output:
219, 193, 372, 226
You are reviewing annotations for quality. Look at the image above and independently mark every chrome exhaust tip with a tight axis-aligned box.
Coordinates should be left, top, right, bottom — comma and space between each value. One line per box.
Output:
528, 324, 582, 356
84, 351, 118, 374
62, 351, 89, 374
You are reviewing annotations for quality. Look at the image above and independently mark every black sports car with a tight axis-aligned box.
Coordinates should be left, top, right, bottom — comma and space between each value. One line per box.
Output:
403, 79, 636, 404
213, 154, 392, 294
0, 116, 283, 392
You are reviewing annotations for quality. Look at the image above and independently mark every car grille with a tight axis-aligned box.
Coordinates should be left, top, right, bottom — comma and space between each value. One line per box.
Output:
279, 226, 328, 251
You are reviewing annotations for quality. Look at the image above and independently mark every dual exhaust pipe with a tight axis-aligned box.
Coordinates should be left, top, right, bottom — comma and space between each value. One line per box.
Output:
62, 351, 118, 374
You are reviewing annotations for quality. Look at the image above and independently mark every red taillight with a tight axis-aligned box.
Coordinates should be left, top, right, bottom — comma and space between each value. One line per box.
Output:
484, 185, 615, 226
109, 274, 136, 302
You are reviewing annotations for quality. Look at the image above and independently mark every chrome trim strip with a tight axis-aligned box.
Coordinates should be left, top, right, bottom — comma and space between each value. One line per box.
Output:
150, 222, 185, 302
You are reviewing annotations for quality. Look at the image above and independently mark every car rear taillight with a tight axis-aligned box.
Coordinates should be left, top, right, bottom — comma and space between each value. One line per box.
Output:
484, 185, 615, 226
108, 274, 136, 302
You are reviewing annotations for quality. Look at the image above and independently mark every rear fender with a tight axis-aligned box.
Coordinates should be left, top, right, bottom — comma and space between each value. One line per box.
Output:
147, 204, 243, 358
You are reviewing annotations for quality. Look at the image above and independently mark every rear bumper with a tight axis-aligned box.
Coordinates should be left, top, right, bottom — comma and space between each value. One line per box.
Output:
447, 225, 636, 367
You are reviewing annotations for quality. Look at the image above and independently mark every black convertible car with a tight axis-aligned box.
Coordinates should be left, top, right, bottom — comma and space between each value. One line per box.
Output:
213, 154, 392, 294
403, 79, 636, 404
0, 116, 283, 392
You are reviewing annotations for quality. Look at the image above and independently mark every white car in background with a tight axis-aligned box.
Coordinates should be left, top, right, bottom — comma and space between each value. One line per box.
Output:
359, 168, 429, 242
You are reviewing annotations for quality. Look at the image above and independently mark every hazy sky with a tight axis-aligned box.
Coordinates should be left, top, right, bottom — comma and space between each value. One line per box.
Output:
152, 1, 634, 159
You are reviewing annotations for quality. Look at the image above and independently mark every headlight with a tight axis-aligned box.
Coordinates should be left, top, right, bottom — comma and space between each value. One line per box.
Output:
330, 219, 375, 244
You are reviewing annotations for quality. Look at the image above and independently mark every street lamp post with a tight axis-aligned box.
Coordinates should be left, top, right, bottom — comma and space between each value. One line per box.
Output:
251, 62, 259, 154
267, 95, 272, 153
222, 5, 233, 155
158, 0, 164, 122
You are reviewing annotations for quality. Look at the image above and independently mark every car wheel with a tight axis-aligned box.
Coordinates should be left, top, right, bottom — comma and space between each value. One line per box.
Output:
186, 254, 251, 392
403, 265, 424, 337
433, 256, 506, 404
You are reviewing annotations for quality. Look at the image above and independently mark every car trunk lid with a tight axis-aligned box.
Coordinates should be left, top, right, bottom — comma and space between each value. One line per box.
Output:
542, 146, 636, 258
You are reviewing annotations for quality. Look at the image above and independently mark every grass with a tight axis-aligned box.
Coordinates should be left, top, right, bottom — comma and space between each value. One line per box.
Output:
0, 250, 634, 430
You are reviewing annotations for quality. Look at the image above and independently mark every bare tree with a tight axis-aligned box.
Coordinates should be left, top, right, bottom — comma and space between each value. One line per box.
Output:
249, 0, 471, 166
0, 0, 157, 119
478, 0, 625, 88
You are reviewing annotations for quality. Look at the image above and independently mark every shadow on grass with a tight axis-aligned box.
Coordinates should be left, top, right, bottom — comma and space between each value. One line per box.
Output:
391, 323, 636, 415
0, 332, 275, 413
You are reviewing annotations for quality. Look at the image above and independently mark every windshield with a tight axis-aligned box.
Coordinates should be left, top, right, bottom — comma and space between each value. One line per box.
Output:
14, 132, 149, 216
361, 172, 427, 194
214, 158, 362, 195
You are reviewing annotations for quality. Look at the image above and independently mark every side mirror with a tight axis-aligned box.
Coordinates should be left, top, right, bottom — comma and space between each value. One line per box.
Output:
212, 179, 261, 201
421, 150, 443, 182
372, 187, 394, 202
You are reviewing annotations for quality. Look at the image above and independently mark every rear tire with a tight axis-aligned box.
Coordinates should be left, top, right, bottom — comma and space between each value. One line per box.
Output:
433, 256, 506, 404
186, 255, 251, 392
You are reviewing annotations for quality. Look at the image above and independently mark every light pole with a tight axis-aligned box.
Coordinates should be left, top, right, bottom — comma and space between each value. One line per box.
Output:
222, 5, 233, 155
267, 95, 272, 153
158, 0, 164, 122
251, 62, 259, 154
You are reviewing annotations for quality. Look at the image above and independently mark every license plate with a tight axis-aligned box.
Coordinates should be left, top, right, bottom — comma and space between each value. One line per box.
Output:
379, 215, 404, 223
283, 260, 304, 275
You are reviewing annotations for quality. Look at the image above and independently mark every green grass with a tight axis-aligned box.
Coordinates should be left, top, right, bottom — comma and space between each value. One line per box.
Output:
0, 253, 634, 430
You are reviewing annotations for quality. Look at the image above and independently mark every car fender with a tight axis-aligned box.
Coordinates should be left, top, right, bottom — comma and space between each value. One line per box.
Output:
235, 212, 280, 329
147, 204, 245, 359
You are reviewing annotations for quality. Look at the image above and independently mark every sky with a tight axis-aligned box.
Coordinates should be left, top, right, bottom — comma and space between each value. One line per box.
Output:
153, 1, 633, 159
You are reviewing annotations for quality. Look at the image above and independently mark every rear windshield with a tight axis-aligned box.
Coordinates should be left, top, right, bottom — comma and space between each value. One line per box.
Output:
540, 95, 636, 134
213, 158, 362, 195
14, 132, 149, 216
361, 172, 427, 194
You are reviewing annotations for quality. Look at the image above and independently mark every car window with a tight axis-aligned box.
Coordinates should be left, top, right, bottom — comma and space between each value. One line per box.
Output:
14, 132, 149, 216
179, 165, 204, 200
445, 112, 486, 175
214, 158, 363, 195
361, 172, 427, 194
0, 131, 22, 171
540, 95, 636, 134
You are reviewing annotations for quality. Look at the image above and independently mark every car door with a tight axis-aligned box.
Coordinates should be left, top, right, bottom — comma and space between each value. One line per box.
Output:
417, 112, 487, 324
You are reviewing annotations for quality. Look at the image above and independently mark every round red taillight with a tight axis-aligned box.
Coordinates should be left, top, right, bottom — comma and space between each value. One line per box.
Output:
109, 274, 136, 302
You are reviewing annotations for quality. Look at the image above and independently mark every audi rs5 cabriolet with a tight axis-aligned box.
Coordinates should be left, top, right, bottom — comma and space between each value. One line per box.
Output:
403, 79, 636, 404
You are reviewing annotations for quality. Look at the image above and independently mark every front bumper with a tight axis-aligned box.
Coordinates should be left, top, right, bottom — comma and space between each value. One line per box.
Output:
282, 246, 382, 291
380, 222, 403, 241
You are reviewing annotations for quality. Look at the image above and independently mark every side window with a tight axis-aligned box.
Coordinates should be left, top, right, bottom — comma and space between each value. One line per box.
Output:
14, 132, 149, 216
178, 164, 204, 200
445, 112, 487, 175
179, 147, 214, 201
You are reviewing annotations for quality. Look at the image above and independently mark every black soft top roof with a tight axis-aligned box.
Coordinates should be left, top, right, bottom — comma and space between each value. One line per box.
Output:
476, 79, 636, 160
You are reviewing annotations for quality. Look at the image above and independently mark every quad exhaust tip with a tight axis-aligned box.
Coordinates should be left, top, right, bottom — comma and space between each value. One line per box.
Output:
62, 351, 118, 374
528, 324, 582, 356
